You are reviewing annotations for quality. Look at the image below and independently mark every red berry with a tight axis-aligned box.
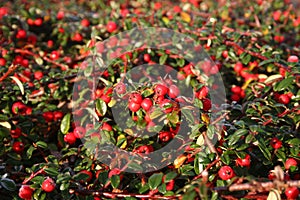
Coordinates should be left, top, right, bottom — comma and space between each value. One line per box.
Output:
101, 122, 112, 131
72, 33, 83, 42
50, 50, 60, 60
155, 84, 169, 96
218, 166, 235, 180
144, 54, 151, 62
64, 132, 77, 145
81, 18, 90, 27
34, 18, 43, 26
236, 154, 251, 167
231, 86, 242, 94
287, 55, 299, 63
198, 86, 209, 99
0, 57, 6, 66
115, 82, 126, 94
273, 10, 281, 21
160, 99, 174, 113
129, 92, 143, 104
166, 179, 175, 191
57, 11, 64, 20
202, 98, 212, 111
141, 98, 153, 111
234, 62, 243, 74
270, 137, 282, 149
42, 177, 56, 192
47, 40, 54, 48
128, 102, 141, 112
16, 29, 27, 39
74, 126, 86, 139
12, 141, 25, 154
285, 187, 299, 199
19, 185, 33, 199
277, 94, 291, 105
12, 101, 26, 114
0, 7, 8, 19
53, 111, 63, 121
106, 21, 117, 33
173, 5, 181, 13
159, 131, 173, 142
108, 168, 121, 178
134, 145, 154, 154
10, 128, 22, 138
168, 84, 180, 98
222, 50, 228, 58
42, 111, 54, 123
285, 158, 298, 170
34, 71, 43, 80
231, 94, 240, 101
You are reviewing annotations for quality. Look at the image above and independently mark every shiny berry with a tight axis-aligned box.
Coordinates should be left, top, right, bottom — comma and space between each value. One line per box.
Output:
218, 166, 235, 180
270, 137, 282, 149
12, 141, 25, 154
42, 177, 56, 192
141, 98, 153, 111
19, 185, 33, 199
285, 187, 299, 199
106, 21, 117, 33
285, 158, 298, 170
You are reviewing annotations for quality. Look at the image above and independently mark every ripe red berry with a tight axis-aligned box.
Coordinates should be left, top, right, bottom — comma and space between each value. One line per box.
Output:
287, 55, 299, 63
0, 57, 6, 66
270, 137, 282, 149
234, 62, 243, 74
143, 54, 151, 62
273, 10, 281, 21
81, 18, 90, 27
53, 111, 63, 121
42, 111, 54, 123
74, 126, 86, 139
10, 128, 22, 138
72, 33, 83, 42
160, 99, 174, 113
101, 122, 112, 131
285, 158, 298, 170
128, 102, 141, 112
106, 21, 117, 33
12, 101, 26, 114
231, 94, 240, 101
159, 131, 173, 142
285, 187, 299, 199
202, 98, 212, 111
34, 18, 43, 26
166, 179, 175, 191
50, 50, 60, 60
42, 177, 56, 192
231, 86, 242, 94
64, 132, 77, 145
218, 166, 235, 180
198, 86, 209, 99
134, 145, 154, 154
155, 84, 169, 96
236, 154, 251, 167
16, 29, 27, 39
12, 141, 25, 154
277, 94, 291, 105
34, 71, 43, 80
129, 92, 143, 104
57, 11, 64, 20
19, 185, 33, 199
168, 84, 180, 98
115, 82, 126, 94
108, 168, 121, 178
141, 98, 153, 111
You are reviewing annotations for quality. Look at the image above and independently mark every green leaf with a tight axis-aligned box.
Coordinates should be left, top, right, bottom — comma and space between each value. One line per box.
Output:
139, 183, 149, 194
158, 183, 166, 194
73, 172, 90, 181
242, 54, 251, 65
60, 113, 71, 134
0, 178, 16, 191
26, 146, 36, 159
228, 129, 248, 146
274, 77, 294, 91
159, 54, 168, 65
258, 59, 276, 67
36, 141, 47, 148
96, 99, 107, 116
257, 137, 272, 161
44, 168, 59, 176
110, 175, 120, 189
164, 172, 177, 182
148, 173, 163, 190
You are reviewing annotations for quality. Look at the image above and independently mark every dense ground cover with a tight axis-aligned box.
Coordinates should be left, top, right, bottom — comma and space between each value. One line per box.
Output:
0, 0, 299, 199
